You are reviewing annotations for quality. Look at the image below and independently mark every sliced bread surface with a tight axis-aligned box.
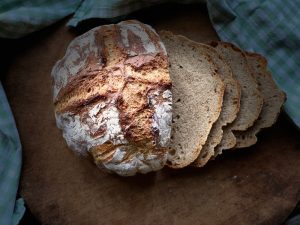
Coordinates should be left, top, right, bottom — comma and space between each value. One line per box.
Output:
160, 31, 225, 168
235, 53, 286, 148
210, 42, 263, 156
193, 44, 241, 167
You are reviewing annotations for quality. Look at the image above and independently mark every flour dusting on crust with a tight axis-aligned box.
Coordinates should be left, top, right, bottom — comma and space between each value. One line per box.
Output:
51, 28, 99, 100
102, 146, 167, 176
119, 22, 157, 55
53, 20, 172, 176
56, 104, 127, 155
151, 89, 172, 147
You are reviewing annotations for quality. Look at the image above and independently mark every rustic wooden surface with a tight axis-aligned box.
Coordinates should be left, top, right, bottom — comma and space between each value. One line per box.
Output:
3, 4, 300, 225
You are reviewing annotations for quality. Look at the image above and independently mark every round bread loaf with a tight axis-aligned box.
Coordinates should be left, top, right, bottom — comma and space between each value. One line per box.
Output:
52, 20, 172, 176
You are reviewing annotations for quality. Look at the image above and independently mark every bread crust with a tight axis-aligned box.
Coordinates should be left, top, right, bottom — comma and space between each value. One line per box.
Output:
234, 52, 286, 148
209, 41, 263, 156
192, 44, 241, 167
52, 20, 172, 176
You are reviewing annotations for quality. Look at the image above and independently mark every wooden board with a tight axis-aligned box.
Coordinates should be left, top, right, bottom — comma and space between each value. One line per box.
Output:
3, 4, 300, 225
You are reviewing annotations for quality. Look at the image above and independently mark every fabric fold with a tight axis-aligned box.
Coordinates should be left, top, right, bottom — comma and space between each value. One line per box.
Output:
207, 0, 300, 128
0, 82, 25, 225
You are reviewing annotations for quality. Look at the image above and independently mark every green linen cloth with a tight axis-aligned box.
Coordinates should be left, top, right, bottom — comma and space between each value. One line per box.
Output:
0, 0, 204, 38
207, 0, 300, 127
0, 82, 25, 225
0, 0, 81, 39
67, 0, 204, 27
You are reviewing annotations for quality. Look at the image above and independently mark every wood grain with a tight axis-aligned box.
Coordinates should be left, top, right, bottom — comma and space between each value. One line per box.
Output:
3, 4, 300, 225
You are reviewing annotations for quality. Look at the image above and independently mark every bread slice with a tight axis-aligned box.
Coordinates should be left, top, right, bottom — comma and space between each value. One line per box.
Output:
193, 44, 241, 167
235, 53, 286, 148
160, 31, 224, 168
210, 42, 263, 156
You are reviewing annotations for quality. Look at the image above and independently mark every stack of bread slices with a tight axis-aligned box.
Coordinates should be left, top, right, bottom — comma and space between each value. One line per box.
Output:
161, 31, 286, 169
52, 20, 285, 176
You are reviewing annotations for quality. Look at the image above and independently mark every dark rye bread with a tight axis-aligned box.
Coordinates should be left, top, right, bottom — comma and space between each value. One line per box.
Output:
160, 31, 225, 168
235, 52, 286, 148
210, 42, 263, 156
193, 44, 241, 167
52, 20, 172, 176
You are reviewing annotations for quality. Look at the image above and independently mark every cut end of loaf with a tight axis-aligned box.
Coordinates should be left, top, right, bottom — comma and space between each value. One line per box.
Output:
160, 31, 225, 168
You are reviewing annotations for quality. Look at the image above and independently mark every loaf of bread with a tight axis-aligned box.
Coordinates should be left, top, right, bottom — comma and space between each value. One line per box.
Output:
52, 20, 285, 175
52, 20, 172, 176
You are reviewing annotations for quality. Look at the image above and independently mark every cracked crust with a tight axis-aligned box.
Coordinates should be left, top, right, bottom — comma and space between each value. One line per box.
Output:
52, 20, 172, 176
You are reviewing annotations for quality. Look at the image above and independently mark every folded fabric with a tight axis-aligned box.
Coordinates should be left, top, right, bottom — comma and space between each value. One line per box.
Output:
0, 0, 204, 39
207, 0, 300, 128
67, 0, 204, 27
0, 0, 81, 38
0, 82, 25, 225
